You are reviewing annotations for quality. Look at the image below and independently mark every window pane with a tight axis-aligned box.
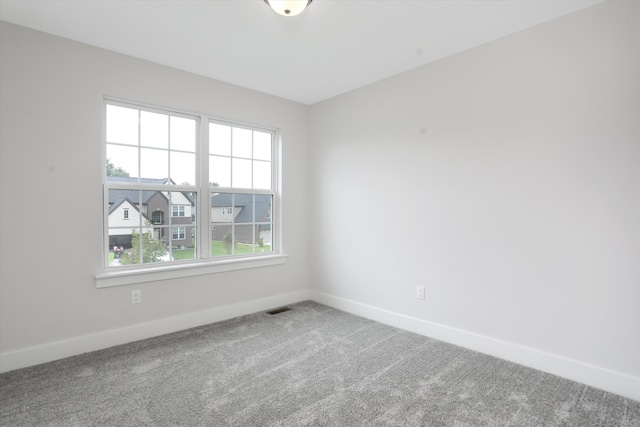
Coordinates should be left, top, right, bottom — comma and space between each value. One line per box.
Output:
107, 188, 156, 266
141, 233, 171, 265
209, 193, 272, 258
210, 192, 233, 223
173, 241, 196, 261
257, 225, 272, 253
234, 224, 254, 254
140, 148, 168, 180
211, 223, 233, 256
253, 131, 272, 161
108, 230, 133, 266
211, 192, 235, 257
210, 155, 231, 187
255, 194, 272, 222
140, 111, 168, 149
171, 116, 196, 152
106, 105, 138, 146
209, 123, 231, 156
253, 160, 271, 190
107, 144, 138, 178
232, 127, 252, 158
232, 158, 251, 188
108, 189, 142, 229
170, 151, 195, 186
168, 191, 195, 223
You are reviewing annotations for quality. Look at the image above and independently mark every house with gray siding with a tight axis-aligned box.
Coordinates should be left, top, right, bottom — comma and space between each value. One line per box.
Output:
107, 177, 195, 249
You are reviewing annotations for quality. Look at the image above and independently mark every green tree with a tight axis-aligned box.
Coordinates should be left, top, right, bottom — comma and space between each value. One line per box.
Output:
106, 158, 130, 177
120, 228, 167, 264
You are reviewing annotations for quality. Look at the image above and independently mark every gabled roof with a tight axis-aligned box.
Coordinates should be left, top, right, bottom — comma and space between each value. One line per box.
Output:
211, 193, 271, 224
108, 189, 163, 206
108, 197, 149, 221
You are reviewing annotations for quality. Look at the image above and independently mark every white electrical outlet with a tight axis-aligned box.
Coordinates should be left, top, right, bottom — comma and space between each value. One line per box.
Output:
131, 289, 141, 304
416, 286, 425, 300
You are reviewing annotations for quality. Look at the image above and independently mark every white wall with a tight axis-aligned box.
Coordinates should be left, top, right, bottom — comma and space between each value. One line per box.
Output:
309, 1, 640, 399
0, 22, 309, 368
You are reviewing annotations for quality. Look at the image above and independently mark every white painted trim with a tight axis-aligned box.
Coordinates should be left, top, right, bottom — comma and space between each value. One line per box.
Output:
0, 289, 309, 374
309, 290, 640, 402
95, 254, 288, 288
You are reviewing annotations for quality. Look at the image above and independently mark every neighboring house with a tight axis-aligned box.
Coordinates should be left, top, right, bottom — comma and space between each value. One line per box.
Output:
107, 177, 195, 249
108, 197, 154, 248
211, 193, 271, 245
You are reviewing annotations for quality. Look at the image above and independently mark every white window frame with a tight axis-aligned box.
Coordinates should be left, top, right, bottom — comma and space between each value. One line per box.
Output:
97, 98, 285, 288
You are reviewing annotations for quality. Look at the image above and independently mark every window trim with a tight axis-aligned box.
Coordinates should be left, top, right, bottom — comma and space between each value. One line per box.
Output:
96, 254, 288, 288
98, 97, 283, 287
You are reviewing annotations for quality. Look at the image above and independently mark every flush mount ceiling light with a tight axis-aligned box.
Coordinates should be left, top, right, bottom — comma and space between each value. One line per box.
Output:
264, 0, 313, 17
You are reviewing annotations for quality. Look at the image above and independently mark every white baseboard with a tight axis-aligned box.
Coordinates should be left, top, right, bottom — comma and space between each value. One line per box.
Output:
309, 290, 640, 402
0, 289, 310, 374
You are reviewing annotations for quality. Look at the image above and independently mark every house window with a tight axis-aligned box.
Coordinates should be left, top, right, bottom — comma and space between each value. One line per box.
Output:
172, 205, 185, 217
152, 211, 163, 225
103, 99, 278, 277
172, 227, 186, 240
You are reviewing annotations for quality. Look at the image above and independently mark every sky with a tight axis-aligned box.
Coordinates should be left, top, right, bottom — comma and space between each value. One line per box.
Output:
106, 104, 272, 189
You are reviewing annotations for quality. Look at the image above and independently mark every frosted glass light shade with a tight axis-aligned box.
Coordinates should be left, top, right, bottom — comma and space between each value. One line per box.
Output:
264, 0, 313, 17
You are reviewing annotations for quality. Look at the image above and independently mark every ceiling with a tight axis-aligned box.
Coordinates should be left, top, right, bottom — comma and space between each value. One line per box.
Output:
0, 0, 603, 105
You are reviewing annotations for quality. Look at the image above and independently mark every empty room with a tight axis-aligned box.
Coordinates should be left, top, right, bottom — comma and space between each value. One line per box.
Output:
1, 0, 638, 425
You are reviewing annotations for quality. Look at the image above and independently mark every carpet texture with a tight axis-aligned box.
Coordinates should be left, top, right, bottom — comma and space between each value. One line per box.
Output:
1, 301, 638, 426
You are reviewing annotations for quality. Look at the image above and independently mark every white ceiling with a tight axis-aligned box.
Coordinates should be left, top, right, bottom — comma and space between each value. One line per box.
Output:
0, 0, 603, 105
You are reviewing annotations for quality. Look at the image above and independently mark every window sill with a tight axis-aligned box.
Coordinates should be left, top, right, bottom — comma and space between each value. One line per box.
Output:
95, 254, 288, 288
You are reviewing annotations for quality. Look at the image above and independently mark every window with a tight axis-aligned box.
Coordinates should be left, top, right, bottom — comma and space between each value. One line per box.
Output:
209, 121, 274, 257
172, 205, 185, 217
103, 99, 279, 277
172, 227, 186, 240
151, 211, 163, 225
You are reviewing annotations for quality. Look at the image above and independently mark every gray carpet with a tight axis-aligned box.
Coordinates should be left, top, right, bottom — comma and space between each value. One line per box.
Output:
1, 301, 638, 426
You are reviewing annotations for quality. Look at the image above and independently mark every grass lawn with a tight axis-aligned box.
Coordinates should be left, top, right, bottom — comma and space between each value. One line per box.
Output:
172, 241, 271, 260
211, 240, 271, 256
110, 241, 272, 263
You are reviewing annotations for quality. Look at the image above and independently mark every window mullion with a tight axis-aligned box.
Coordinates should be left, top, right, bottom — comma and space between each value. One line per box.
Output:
198, 118, 210, 260
231, 193, 236, 256
137, 189, 143, 264
252, 194, 256, 254
137, 110, 142, 184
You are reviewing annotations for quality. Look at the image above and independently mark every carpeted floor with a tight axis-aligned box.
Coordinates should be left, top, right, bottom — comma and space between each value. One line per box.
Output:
1, 301, 639, 426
